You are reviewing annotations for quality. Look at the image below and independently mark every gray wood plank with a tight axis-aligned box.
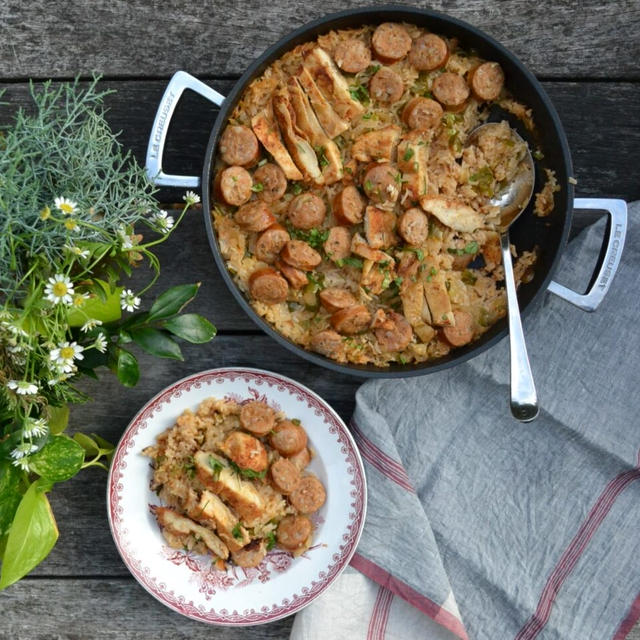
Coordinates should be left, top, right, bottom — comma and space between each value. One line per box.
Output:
1, 0, 639, 80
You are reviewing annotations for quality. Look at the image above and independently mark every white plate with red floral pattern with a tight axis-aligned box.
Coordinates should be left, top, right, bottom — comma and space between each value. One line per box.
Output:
107, 367, 366, 625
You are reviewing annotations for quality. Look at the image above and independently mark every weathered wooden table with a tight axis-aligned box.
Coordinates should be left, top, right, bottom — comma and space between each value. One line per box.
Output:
1, 1, 639, 638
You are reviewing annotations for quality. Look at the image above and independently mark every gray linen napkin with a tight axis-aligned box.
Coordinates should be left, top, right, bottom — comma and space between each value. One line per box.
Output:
292, 201, 640, 640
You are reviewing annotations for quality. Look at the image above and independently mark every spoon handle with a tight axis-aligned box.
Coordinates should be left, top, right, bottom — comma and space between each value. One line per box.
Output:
501, 231, 539, 422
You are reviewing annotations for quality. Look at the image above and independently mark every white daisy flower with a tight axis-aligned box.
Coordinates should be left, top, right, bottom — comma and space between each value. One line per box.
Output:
10, 442, 38, 459
49, 341, 84, 372
120, 289, 141, 312
154, 210, 175, 233
23, 417, 48, 438
81, 319, 103, 333
12, 457, 31, 471
64, 244, 90, 259
93, 333, 108, 353
183, 190, 200, 205
72, 292, 90, 308
54, 196, 77, 215
7, 380, 39, 395
44, 274, 74, 305
64, 218, 79, 232
117, 225, 134, 249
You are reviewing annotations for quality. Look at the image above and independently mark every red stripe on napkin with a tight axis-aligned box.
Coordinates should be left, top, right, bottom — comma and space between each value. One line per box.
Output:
613, 592, 640, 640
367, 586, 394, 640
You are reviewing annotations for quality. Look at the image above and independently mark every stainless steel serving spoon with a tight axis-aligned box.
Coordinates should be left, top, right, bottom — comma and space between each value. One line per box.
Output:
466, 123, 538, 422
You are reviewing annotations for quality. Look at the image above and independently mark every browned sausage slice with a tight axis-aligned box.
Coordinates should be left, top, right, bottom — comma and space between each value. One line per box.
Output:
363, 163, 400, 208
254, 224, 290, 264
280, 240, 322, 271
288, 447, 311, 470
275, 259, 309, 290
310, 330, 346, 361
253, 162, 287, 203
270, 457, 300, 494
319, 288, 358, 313
270, 420, 308, 456
371, 23, 412, 63
334, 38, 372, 74
221, 431, 268, 473
469, 62, 505, 101
240, 401, 277, 436
333, 185, 365, 225
442, 309, 475, 346
219, 124, 260, 167
234, 200, 276, 232
324, 226, 352, 262
374, 311, 413, 352
369, 67, 405, 104
364, 206, 397, 249
231, 539, 267, 568
277, 515, 313, 550
408, 33, 449, 71
287, 193, 327, 230
249, 267, 289, 304
330, 305, 372, 335
216, 166, 253, 206
432, 72, 470, 111
289, 475, 326, 514
402, 97, 444, 131
398, 208, 428, 245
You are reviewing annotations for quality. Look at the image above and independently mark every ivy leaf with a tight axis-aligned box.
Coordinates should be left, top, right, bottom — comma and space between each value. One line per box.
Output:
29, 436, 85, 483
0, 480, 59, 590
0, 461, 23, 536
116, 348, 139, 387
129, 328, 183, 360
47, 405, 69, 435
162, 314, 217, 344
147, 283, 200, 322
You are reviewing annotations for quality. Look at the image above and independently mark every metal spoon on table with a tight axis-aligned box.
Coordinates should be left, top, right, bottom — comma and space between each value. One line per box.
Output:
466, 123, 538, 422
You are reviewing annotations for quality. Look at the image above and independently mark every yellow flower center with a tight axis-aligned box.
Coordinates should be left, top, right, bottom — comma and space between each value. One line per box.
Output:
40, 206, 51, 220
72, 295, 85, 307
60, 346, 75, 360
52, 282, 68, 296
60, 203, 74, 214
64, 219, 78, 231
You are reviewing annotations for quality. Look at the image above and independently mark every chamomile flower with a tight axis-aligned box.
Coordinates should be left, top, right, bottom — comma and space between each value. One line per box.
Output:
154, 210, 175, 233
117, 225, 133, 249
81, 319, 103, 333
12, 457, 31, 471
72, 292, 90, 307
183, 190, 200, 205
54, 196, 77, 215
10, 442, 38, 460
7, 380, 39, 395
40, 205, 52, 220
64, 218, 79, 232
49, 341, 84, 372
44, 274, 74, 305
64, 244, 90, 259
23, 417, 48, 438
120, 289, 141, 312
93, 333, 108, 353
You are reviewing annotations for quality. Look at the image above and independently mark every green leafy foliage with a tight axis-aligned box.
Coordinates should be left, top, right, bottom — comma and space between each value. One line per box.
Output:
115, 348, 140, 387
28, 437, 85, 483
162, 314, 217, 344
130, 327, 183, 360
147, 283, 200, 322
0, 463, 22, 537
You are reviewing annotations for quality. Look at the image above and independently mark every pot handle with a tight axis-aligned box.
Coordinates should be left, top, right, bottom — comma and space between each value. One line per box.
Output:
145, 71, 225, 188
548, 198, 627, 311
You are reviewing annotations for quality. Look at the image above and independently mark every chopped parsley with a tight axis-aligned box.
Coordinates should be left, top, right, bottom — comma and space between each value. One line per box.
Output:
208, 456, 224, 479
314, 145, 329, 169
250, 181, 264, 193
291, 418, 301, 426
533, 149, 545, 161
381, 271, 392, 290
265, 530, 277, 551
447, 242, 479, 256
306, 272, 325, 290
393, 276, 404, 287
362, 112, 374, 120
336, 256, 364, 269
403, 146, 415, 162
231, 523, 243, 540
290, 182, 303, 195
183, 456, 196, 479
408, 248, 424, 261
461, 270, 478, 285
364, 179, 374, 192
397, 354, 407, 365
469, 166, 494, 197
349, 83, 370, 104
425, 266, 438, 282
229, 461, 267, 480
286, 223, 329, 250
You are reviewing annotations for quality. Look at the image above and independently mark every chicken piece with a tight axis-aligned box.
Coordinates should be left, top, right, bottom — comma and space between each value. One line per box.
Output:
420, 195, 484, 233
398, 133, 430, 205
251, 110, 303, 181
364, 206, 397, 249
361, 259, 395, 295
297, 67, 350, 138
400, 279, 437, 342
422, 259, 454, 326
351, 232, 395, 264
193, 490, 250, 552
351, 125, 401, 162
155, 507, 229, 559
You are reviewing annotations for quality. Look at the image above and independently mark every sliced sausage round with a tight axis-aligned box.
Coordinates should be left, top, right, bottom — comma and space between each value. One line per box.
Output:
249, 267, 289, 304
280, 240, 322, 271
319, 288, 358, 313
253, 162, 287, 203
287, 193, 326, 230
371, 23, 412, 63
240, 401, 276, 436
432, 72, 470, 111
401, 97, 443, 131
310, 330, 346, 361
369, 67, 405, 104
398, 208, 428, 245
222, 431, 268, 473
289, 475, 326, 514
363, 163, 400, 208
408, 33, 449, 71
334, 38, 372, 74
270, 420, 308, 456
324, 226, 352, 262
234, 200, 275, 232
270, 457, 300, 494
333, 185, 365, 226
219, 124, 260, 167
231, 539, 266, 568
216, 166, 253, 206
374, 311, 413, 352
442, 309, 475, 346
275, 259, 309, 290
330, 305, 372, 335
469, 62, 505, 101
255, 224, 290, 264
276, 515, 313, 550
288, 447, 311, 470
